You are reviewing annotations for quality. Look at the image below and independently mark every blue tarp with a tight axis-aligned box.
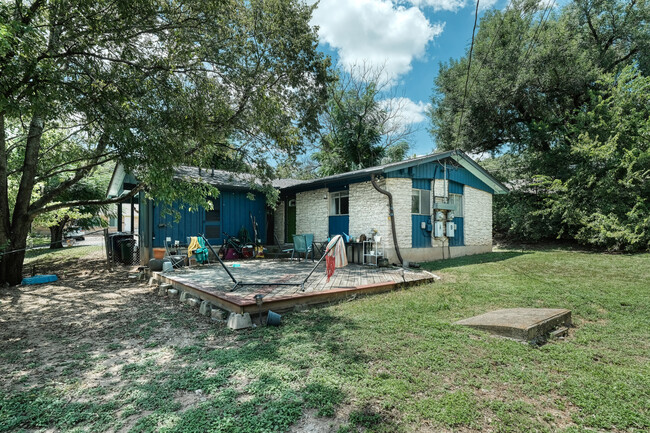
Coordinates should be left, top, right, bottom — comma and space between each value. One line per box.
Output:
22, 274, 58, 285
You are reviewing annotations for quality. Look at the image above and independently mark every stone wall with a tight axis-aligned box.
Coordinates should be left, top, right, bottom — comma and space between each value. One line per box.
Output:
464, 186, 492, 246
296, 188, 329, 241
347, 178, 412, 263
433, 178, 447, 199
274, 200, 285, 243
385, 178, 412, 252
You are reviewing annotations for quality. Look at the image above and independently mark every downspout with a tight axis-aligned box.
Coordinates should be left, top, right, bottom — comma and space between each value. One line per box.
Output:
371, 174, 403, 265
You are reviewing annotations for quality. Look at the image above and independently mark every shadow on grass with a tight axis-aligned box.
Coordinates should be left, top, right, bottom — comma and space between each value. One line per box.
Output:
0, 254, 373, 433
421, 251, 529, 272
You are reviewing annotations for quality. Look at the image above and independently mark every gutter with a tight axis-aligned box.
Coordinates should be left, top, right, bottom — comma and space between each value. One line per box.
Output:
370, 174, 403, 265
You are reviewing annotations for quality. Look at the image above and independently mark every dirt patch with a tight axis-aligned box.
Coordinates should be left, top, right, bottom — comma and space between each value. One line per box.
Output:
288, 408, 349, 433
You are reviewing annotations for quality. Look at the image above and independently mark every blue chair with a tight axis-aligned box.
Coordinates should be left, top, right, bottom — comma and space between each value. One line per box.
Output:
291, 234, 314, 261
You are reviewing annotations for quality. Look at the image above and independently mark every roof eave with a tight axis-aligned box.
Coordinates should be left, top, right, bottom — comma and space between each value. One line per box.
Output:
449, 151, 509, 194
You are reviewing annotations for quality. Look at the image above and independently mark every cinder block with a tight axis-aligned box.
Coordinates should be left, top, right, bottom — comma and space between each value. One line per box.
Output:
227, 313, 252, 330
199, 301, 211, 316
211, 308, 227, 321
186, 298, 200, 308
148, 277, 157, 286
158, 283, 171, 296
167, 288, 179, 297
179, 291, 189, 302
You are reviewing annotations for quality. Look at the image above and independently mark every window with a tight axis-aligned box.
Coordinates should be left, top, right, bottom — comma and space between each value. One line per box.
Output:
412, 189, 431, 214
204, 197, 221, 239
330, 191, 349, 215
448, 193, 463, 217
205, 197, 220, 221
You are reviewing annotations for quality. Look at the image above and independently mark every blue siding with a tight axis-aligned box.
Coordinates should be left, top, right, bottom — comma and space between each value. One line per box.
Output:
152, 203, 202, 247
328, 215, 349, 238
445, 166, 492, 193
220, 191, 266, 244
449, 180, 464, 194
151, 190, 266, 247
385, 160, 494, 194
449, 217, 464, 246
412, 215, 432, 248
412, 179, 431, 190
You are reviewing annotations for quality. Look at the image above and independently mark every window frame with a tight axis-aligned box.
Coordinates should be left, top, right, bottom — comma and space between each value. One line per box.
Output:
448, 193, 463, 217
330, 191, 349, 216
204, 196, 221, 240
411, 189, 431, 215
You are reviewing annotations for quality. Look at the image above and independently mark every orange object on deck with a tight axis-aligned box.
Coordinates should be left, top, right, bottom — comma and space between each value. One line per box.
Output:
153, 248, 166, 259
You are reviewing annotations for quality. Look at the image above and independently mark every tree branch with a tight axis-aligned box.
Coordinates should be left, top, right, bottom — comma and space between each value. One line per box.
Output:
28, 134, 109, 213
33, 184, 144, 216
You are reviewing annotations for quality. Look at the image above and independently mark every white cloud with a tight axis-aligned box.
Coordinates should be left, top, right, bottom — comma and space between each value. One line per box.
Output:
406, 0, 467, 12
310, 0, 444, 83
384, 97, 431, 125
405, 0, 500, 12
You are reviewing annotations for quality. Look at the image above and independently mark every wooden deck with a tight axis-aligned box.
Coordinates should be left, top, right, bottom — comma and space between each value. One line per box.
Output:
153, 259, 437, 313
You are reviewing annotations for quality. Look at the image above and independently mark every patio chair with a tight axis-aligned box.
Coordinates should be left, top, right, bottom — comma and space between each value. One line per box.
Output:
291, 234, 314, 262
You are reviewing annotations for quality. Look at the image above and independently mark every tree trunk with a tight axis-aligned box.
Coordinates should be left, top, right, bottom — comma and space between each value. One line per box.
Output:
1, 248, 27, 286
0, 218, 32, 286
0, 114, 43, 286
49, 218, 67, 249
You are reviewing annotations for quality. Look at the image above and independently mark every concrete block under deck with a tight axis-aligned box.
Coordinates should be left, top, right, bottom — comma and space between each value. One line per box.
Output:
152, 260, 437, 314
455, 308, 572, 341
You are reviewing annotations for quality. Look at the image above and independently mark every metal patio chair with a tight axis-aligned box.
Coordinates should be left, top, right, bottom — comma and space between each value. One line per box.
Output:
291, 234, 314, 261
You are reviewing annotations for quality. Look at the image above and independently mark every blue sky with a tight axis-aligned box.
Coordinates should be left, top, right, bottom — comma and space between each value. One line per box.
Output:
309, 0, 509, 155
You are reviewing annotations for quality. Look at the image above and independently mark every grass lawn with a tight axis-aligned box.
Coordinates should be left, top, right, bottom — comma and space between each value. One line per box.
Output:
0, 247, 648, 432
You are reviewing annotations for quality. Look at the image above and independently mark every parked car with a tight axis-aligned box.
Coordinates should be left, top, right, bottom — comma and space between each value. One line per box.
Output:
64, 227, 85, 241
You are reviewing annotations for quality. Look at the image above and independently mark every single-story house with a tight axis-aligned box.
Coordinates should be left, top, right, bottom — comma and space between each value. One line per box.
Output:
107, 149, 507, 264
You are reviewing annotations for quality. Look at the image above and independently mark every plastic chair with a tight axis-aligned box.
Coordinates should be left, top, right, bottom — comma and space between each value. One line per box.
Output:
291, 234, 313, 261
304, 234, 314, 260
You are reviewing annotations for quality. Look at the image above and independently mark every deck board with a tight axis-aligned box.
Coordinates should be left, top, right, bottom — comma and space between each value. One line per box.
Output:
155, 259, 436, 313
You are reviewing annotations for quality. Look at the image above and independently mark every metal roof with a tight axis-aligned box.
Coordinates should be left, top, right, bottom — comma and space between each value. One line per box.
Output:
107, 150, 507, 199
280, 149, 508, 194
174, 166, 306, 190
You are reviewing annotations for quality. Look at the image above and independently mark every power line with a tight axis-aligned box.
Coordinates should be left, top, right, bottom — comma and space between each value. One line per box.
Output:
455, 0, 481, 149
453, 0, 557, 149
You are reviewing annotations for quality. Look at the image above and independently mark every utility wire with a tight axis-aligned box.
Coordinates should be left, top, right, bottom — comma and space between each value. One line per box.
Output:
465, 0, 514, 99
453, 0, 556, 149
455, 0, 481, 149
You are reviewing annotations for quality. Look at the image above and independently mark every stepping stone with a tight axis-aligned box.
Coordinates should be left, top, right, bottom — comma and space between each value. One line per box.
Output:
455, 308, 571, 341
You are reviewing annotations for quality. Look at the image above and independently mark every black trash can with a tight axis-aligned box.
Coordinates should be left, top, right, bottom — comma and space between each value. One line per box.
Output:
109, 233, 134, 264
119, 239, 137, 265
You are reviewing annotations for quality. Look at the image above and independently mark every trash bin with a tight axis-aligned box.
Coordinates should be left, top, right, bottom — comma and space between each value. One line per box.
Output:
109, 233, 133, 264
119, 239, 136, 265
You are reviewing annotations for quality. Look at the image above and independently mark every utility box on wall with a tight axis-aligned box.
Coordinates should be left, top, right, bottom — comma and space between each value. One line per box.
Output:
446, 221, 455, 238
434, 221, 444, 237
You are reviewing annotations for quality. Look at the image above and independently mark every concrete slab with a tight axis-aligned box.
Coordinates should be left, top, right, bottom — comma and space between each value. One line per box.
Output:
455, 308, 571, 341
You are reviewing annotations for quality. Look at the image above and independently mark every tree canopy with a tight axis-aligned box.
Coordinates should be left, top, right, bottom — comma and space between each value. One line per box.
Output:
311, 65, 413, 176
428, 0, 650, 251
0, 0, 331, 284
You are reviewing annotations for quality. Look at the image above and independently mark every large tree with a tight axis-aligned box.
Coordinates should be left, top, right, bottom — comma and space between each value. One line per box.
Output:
312, 65, 413, 176
0, 0, 330, 285
428, 0, 650, 250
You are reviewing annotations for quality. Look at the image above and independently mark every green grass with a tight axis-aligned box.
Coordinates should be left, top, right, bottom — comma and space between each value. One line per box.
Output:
1, 248, 648, 432
23, 245, 101, 263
